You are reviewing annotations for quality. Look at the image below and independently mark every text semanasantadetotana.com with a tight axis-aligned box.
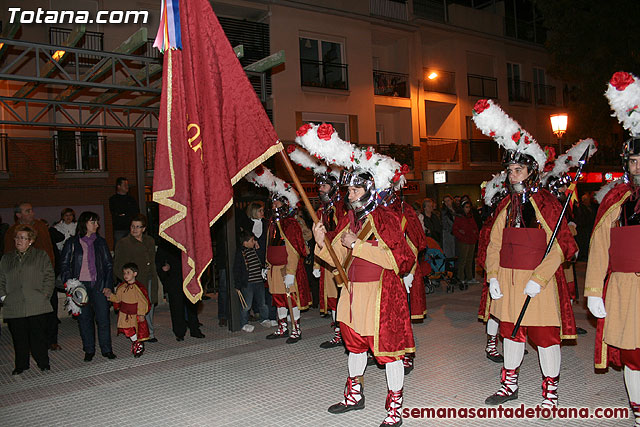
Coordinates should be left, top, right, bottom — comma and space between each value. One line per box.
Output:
403, 405, 629, 420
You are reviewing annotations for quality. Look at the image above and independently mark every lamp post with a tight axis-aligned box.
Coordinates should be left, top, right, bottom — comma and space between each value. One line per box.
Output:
550, 113, 568, 152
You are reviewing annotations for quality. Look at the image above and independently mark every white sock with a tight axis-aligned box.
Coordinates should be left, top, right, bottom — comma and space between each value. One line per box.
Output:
538, 344, 561, 377
130, 334, 137, 342
487, 318, 499, 336
277, 307, 287, 319
348, 352, 368, 377
503, 338, 525, 370
385, 360, 404, 391
292, 306, 300, 321
625, 367, 640, 403
331, 310, 337, 323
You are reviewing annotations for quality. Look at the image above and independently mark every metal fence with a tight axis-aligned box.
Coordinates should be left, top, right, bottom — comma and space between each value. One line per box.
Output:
49, 27, 104, 67
53, 132, 107, 171
425, 70, 456, 95
535, 84, 556, 106
144, 136, 157, 171
467, 74, 498, 98
0, 133, 7, 172
373, 70, 409, 98
507, 78, 532, 103
300, 59, 349, 90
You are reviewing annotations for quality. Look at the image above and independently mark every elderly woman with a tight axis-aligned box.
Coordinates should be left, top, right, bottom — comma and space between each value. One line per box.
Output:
0, 225, 55, 374
114, 214, 159, 342
61, 211, 116, 361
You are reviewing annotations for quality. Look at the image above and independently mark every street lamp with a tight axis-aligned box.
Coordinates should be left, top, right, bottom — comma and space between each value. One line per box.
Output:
550, 113, 568, 152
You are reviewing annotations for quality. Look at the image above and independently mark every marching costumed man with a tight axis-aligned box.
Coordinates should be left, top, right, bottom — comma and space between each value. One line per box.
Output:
477, 172, 508, 364
289, 146, 347, 348
472, 99, 578, 408
378, 170, 428, 375
585, 71, 640, 426
297, 123, 414, 427
542, 139, 598, 336
245, 166, 311, 344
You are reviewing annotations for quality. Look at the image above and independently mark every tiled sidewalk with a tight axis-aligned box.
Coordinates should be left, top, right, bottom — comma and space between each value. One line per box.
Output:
0, 263, 632, 426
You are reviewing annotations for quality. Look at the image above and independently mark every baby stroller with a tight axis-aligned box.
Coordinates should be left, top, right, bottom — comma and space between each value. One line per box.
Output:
420, 237, 460, 294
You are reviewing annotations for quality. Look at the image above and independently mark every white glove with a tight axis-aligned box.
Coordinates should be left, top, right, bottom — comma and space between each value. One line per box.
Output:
312, 268, 321, 278
524, 280, 541, 298
284, 274, 295, 289
403, 274, 414, 293
489, 278, 503, 300
587, 296, 607, 318
261, 268, 268, 280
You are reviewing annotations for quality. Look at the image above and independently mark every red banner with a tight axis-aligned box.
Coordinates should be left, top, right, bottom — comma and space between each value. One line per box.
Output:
153, 0, 282, 302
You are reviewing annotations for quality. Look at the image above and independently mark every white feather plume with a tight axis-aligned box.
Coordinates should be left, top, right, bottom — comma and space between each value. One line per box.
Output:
541, 138, 598, 185
288, 146, 328, 175
605, 72, 640, 137
295, 123, 406, 190
245, 166, 300, 207
594, 179, 623, 204
482, 171, 507, 206
471, 99, 547, 171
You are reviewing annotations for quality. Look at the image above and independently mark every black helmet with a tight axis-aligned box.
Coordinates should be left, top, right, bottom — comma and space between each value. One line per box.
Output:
622, 138, 640, 186
503, 150, 540, 194
315, 172, 340, 205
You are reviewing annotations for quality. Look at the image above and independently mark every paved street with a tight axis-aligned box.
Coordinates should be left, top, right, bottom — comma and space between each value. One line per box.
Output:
0, 262, 632, 426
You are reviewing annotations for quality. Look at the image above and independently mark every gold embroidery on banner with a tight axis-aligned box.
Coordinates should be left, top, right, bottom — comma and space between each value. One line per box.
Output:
186, 123, 204, 162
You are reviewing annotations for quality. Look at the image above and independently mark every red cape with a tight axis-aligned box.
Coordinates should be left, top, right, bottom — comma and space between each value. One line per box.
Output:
593, 182, 633, 369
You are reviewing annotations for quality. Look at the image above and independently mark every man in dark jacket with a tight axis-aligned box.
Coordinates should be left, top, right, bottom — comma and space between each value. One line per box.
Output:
109, 177, 139, 245
156, 238, 204, 341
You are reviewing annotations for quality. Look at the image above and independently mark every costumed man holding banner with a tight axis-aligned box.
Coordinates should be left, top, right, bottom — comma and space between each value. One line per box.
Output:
288, 146, 347, 348
298, 123, 414, 427
379, 178, 428, 375
245, 167, 311, 344
585, 71, 640, 426
472, 100, 577, 409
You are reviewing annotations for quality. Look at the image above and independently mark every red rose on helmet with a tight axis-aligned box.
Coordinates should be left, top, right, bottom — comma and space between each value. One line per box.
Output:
366, 147, 374, 160
610, 72, 635, 91
255, 166, 264, 176
286, 145, 296, 154
296, 123, 312, 137
317, 123, 334, 140
473, 99, 491, 114
512, 131, 521, 143
489, 131, 496, 137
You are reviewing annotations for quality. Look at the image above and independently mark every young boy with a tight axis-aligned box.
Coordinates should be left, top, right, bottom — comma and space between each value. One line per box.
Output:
233, 230, 270, 332
103, 262, 150, 357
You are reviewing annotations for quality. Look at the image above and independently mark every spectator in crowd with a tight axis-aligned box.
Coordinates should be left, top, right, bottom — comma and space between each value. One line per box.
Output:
109, 177, 139, 245
234, 230, 270, 332
53, 208, 77, 252
0, 225, 55, 374
421, 198, 442, 247
0, 214, 9, 258
4, 203, 59, 351
214, 220, 230, 327
452, 201, 479, 285
453, 195, 463, 214
156, 237, 204, 341
440, 195, 457, 259
114, 214, 159, 342
60, 211, 116, 361
44, 220, 64, 351
575, 192, 597, 261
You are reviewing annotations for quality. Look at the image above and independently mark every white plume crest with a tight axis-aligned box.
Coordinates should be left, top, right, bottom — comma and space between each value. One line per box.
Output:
482, 171, 507, 206
288, 146, 328, 175
295, 123, 406, 190
471, 99, 547, 171
245, 166, 300, 207
605, 72, 640, 138
541, 138, 598, 185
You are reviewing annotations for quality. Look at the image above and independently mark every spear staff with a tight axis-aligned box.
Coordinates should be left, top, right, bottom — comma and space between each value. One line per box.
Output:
511, 145, 590, 338
277, 150, 350, 291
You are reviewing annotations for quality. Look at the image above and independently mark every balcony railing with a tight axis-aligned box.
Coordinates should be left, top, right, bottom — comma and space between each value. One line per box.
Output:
424, 70, 456, 95
469, 139, 503, 163
424, 138, 459, 162
373, 70, 409, 98
370, 0, 408, 21
413, 0, 446, 22
507, 78, 532, 103
534, 84, 557, 106
49, 27, 104, 67
144, 136, 157, 171
0, 133, 7, 172
468, 74, 498, 98
300, 59, 349, 90
53, 133, 107, 172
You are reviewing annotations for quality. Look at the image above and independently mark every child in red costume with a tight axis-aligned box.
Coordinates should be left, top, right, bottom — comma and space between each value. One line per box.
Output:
103, 262, 150, 357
